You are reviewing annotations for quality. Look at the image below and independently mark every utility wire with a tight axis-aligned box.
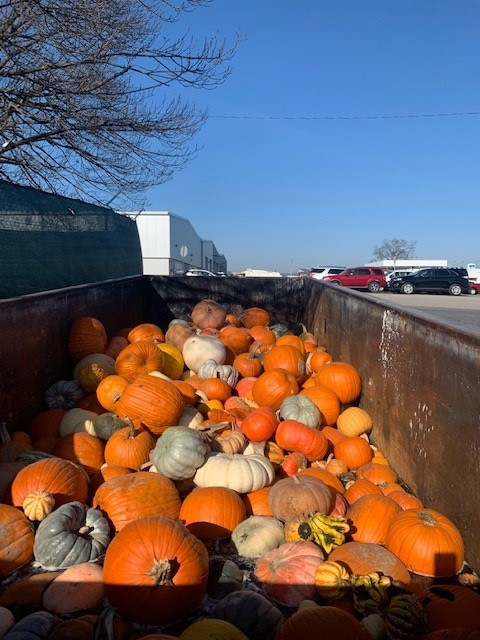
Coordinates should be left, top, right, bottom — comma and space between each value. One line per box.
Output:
208, 110, 480, 120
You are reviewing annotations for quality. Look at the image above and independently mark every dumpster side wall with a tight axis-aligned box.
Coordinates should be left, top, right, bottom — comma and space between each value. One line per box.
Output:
0, 275, 479, 570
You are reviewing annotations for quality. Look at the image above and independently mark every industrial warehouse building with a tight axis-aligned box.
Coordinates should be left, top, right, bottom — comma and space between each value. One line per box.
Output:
131, 210, 227, 276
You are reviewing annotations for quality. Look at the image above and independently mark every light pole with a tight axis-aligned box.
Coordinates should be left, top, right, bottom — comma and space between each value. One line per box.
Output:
290, 258, 294, 277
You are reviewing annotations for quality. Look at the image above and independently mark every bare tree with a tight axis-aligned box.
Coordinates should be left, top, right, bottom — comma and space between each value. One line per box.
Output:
372, 238, 417, 267
0, 0, 241, 208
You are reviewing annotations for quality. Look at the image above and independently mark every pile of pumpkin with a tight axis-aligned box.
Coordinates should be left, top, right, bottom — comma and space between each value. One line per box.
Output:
0, 298, 479, 640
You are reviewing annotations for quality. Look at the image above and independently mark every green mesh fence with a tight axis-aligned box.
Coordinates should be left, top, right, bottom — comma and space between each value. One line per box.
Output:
0, 180, 143, 299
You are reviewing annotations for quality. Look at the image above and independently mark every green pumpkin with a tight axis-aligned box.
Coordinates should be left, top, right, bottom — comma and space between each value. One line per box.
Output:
33, 501, 110, 570
212, 590, 285, 640
150, 425, 207, 480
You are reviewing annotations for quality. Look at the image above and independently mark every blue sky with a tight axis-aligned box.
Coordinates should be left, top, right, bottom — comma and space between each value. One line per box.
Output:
143, 1, 480, 274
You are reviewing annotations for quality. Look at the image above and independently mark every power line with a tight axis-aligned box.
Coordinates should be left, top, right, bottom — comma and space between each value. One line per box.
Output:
208, 110, 480, 121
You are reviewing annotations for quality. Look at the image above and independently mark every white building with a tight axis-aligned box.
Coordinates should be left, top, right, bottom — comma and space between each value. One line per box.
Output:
127, 210, 227, 276
366, 259, 448, 272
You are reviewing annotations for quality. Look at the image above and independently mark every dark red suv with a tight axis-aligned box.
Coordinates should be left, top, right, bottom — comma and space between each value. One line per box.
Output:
324, 267, 387, 292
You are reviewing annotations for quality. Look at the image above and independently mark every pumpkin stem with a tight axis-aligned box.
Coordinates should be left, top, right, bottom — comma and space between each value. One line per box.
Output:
418, 510, 437, 526
78, 525, 93, 536
148, 558, 174, 586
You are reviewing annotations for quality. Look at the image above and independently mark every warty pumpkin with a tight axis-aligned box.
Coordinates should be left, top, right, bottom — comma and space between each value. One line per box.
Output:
268, 474, 334, 522
231, 515, 285, 558
328, 540, 411, 585
103, 515, 209, 626
92, 470, 181, 532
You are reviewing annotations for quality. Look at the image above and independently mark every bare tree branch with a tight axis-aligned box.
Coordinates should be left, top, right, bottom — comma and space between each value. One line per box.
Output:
372, 238, 417, 262
0, 0, 242, 208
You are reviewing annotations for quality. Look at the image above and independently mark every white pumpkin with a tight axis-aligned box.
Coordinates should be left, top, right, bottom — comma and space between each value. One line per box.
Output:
198, 359, 239, 387
182, 334, 226, 374
279, 394, 321, 428
177, 405, 204, 430
193, 451, 275, 493
231, 515, 285, 558
59, 408, 99, 437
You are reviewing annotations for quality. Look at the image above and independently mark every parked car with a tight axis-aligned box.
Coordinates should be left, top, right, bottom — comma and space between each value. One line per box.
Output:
389, 268, 471, 296
323, 267, 387, 292
385, 269, 418, 285
185, 268, 217, 277
309, 266, 347, 281
469, 282, 480, 295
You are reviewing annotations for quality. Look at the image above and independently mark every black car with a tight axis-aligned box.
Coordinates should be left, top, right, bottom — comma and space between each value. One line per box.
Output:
389, 268, 470, 296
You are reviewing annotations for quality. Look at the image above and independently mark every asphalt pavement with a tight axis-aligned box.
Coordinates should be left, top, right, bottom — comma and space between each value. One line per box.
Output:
369, 291, 480, 334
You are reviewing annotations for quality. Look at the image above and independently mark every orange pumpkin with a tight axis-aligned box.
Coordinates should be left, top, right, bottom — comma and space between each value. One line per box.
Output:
251, 369, 299, 411
333, 435, 373, 470
328, 540, 411, 585
52, 432, 106, 476
103, 515, 209, 626
234, 376, 257, 399
344, 478, 383, 505
240, 406, 278, 442
356, 461, 398, 485
275, 419, 328, 462
388, 490, 423, 510
104, 424, 156, 470
247, 325, 277, 348
127, 322, 165, 343
115, 340, 165, 382
68, 316, 107, 362
385, 508, 465, 577
88, 465, 132, 498
92, 471, 181, 532
346, 494, 401, 545
170, 379, 198, 406
306, 348, 333, 373
232, 351, 264, 378
29, 408, 66, 442
0, 503, 34, 576
263, 345, 306, 382
275, 605, 370, 640
10, 457, 89, 508
280, 451, 308, 476
114, 374, 185, 436
300, 385, 341, 427
96, 374, 130, 413
218, 325, 253, 354
179, 486, 246, 539
315, 361, 362, 404
198, 378, 232, 403
241, 307, 270, 329
297, 466, 345, 495
242, 486, 273, 516
275, 334, 306, 354
420, 584, 480, 631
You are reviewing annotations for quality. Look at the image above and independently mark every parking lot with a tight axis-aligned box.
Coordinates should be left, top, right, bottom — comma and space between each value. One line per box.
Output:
370, 291, 480, 333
